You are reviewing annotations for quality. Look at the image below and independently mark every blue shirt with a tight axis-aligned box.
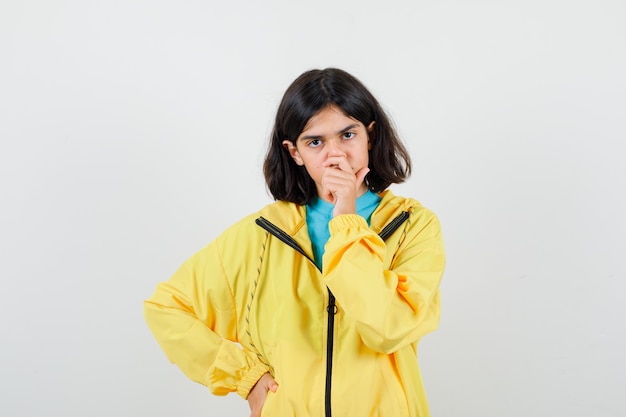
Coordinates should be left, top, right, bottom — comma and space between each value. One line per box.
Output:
306, 190, 382, 269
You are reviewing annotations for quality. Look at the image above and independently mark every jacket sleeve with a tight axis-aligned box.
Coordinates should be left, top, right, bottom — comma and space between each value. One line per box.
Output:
322, 208, 445, 354
143, 241, 269, 398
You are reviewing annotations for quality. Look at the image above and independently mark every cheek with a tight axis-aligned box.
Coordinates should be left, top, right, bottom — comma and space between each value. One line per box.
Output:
357, 148, 370, 165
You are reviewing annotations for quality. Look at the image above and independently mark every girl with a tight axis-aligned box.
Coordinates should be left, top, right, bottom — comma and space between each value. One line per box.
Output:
144, 68, 445, 417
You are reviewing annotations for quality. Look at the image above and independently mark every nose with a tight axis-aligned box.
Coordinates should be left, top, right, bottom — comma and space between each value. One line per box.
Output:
326, 139, 346, 157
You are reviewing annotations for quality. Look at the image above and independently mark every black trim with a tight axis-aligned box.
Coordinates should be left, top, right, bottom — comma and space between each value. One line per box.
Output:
325, 291, 336, 417
379, 211, 410, 241
255, 211, 410, 417
255, 218, 318, 268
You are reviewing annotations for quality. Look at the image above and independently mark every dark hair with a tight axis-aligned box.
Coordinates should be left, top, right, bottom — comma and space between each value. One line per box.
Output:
263, 68, 411, 204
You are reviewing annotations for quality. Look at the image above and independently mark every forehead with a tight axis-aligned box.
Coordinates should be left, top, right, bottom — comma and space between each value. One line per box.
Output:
300, 105, 362, 135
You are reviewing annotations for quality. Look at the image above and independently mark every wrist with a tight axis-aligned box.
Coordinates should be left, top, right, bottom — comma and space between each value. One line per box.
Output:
332, 196, 356, 217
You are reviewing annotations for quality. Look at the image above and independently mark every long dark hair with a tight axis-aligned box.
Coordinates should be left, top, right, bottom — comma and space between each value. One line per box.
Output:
264, 68, 411, 204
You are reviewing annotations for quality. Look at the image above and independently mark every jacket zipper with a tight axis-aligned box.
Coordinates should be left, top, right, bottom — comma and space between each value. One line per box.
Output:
378, 210, 410, 241
255, 212, 410, 417
324, 291, 336, 417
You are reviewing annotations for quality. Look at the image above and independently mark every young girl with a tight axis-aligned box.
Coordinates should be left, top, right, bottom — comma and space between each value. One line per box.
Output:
144, 68, 445, 417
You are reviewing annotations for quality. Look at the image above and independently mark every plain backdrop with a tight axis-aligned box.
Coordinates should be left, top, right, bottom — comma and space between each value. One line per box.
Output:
1, 1, 625, 416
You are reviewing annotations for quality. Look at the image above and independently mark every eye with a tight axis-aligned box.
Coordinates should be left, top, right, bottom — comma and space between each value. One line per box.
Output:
342, 132, 355, 139
308, 139, 322, 147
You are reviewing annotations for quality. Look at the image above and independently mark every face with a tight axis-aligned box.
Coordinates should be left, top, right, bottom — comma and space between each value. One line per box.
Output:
282, 105, 374, 201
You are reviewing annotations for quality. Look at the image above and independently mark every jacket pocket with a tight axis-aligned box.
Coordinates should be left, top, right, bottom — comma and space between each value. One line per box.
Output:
260, 389, 277, 417
379, 360, 410, 417
260, 345, 282, 417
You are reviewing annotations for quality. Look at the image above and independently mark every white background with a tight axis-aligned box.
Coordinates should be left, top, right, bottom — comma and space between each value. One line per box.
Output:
1, 1, 625, 416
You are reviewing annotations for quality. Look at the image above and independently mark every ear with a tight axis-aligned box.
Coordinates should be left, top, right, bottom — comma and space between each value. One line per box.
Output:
367, 121, 376, 150
282, 140, 304, 166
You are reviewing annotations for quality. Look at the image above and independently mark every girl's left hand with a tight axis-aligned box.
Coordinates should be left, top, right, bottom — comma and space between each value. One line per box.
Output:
321, 156, 369, 217
248, 373, 278, 417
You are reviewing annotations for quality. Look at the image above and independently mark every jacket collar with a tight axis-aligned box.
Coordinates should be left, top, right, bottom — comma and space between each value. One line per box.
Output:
257, 190, 421, 243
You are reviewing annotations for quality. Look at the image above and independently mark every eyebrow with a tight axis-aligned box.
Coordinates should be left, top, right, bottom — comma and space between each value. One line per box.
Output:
299, 124, 360, 141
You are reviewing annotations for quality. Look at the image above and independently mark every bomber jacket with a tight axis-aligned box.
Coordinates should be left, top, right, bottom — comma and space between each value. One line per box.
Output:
144, 190, 445, 417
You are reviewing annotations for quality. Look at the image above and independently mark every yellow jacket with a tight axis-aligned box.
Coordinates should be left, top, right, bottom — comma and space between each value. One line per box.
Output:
144, 190, 445, 417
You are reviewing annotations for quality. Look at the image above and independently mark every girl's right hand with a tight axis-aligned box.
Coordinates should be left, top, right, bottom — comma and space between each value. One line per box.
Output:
322, 155, 369, 216
248, 373, 278, 417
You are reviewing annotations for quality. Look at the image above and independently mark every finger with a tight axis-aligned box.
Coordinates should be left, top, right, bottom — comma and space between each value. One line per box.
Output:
264, 375, 278, 392
335, 157, 353, 173
322, 165, 354, 183
355, 167, 370, 189
322, 176, 343, 203
323, 156, 348, 169
322, 169, 354, 200
323, 169, 360, 196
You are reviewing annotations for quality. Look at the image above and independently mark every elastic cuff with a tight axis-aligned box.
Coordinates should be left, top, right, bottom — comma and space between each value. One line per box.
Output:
236, 362, 270, 399
328, 214, 368, 235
